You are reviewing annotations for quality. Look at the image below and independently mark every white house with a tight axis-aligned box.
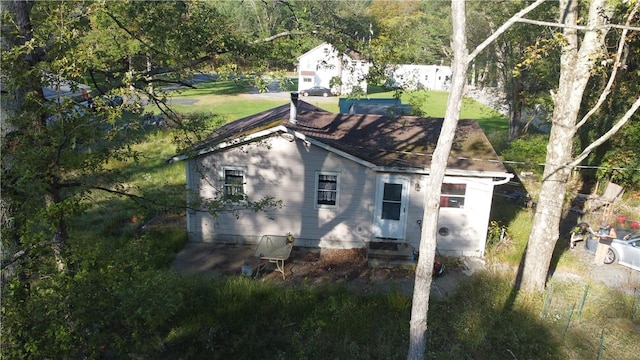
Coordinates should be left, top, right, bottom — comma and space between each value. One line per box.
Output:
386, 64, 452, 91
297, 43, 371, 95
170, 94, 513, 258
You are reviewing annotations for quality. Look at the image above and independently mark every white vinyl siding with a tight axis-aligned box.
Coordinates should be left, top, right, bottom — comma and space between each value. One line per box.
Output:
186, 134, 500, 255
315, 171, 340, 208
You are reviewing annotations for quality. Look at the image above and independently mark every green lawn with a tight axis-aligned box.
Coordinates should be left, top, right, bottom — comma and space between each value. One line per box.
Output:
7, 78, 635, 360
160, 80, 507, 134
168, 97, 292, 123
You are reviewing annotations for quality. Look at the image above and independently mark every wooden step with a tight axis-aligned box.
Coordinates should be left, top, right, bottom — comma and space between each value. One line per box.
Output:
367, 241, 415, 268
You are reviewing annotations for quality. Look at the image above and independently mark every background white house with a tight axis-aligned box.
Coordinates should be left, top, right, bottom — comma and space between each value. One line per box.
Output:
297, 43, 452, 94
297, 43, 371, 95
386, 64, 452, 91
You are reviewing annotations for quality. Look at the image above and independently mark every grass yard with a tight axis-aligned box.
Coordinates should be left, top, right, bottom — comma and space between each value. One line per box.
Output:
167, 96, 291, 122
8, 77, 637, 359
158, 79, 507, 134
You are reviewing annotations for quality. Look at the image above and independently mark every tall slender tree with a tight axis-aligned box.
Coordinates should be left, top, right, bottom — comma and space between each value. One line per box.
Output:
407, 1, 546, 358
519, 0, 640, 293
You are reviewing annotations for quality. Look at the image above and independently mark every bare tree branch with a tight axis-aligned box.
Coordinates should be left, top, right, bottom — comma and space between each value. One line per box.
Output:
250, 30, 306, 44
575, 1, 639, 130
516, 17, 640, 32
1, 241, 54, 270
567, 95, 640, 168
144, 78, 197, 89
469, 0, 547, 62
103, 10, 170, 57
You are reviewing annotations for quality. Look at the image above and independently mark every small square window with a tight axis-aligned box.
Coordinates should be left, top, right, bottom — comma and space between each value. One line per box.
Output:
316, 172, 340, 208
223, 167, 245, 200
440, 183, 466, 208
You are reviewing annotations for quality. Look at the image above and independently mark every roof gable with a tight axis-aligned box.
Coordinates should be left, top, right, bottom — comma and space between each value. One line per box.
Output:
184, 101, 326, 156
175, 100, 508, 175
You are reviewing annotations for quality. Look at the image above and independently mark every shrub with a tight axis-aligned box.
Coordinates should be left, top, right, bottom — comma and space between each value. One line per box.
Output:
501, 134, 549, 175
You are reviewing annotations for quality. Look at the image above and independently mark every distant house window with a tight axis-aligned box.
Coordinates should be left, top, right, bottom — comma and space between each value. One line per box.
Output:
440, 183, 466, 208
223, 166, 245, 200
316, 172, 340, 208
303, 77, 312, 83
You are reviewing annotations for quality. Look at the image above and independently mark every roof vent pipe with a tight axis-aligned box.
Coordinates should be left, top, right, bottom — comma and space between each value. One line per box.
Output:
289, 92, 299, 124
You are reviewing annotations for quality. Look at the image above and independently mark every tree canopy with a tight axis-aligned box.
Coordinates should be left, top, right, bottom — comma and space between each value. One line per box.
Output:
2, 0, 639, 358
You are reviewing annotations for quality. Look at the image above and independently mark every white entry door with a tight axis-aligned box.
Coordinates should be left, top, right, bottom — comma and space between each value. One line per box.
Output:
373, 175, 409, 239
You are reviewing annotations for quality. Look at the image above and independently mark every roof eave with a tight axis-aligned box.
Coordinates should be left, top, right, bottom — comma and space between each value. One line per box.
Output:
170, 125, 514, 185
370, 166, 513, 180
168, 125, 289, 163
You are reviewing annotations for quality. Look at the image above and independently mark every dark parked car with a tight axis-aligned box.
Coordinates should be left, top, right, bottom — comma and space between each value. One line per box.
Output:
104, 95, 124, 107
301, 86, 332, 97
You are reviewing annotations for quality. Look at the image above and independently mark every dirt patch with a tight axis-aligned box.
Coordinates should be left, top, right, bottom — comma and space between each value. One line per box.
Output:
171, 240, 640, 298
171, 243, 466, 297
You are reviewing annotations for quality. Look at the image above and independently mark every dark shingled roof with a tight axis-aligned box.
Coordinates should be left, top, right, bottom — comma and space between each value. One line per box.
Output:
181, 100, 507, 174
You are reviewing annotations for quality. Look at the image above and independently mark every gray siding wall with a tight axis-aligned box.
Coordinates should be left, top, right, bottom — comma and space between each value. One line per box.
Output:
186, 135, 376, 248
185, 134, 496, 255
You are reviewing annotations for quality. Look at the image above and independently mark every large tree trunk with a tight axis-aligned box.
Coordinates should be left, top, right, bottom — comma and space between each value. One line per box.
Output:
407, 1, 468, 359
3, 0, 71, 273
520, 0, 611, 292
2, 0, 33, 249
407, 1, 548, 357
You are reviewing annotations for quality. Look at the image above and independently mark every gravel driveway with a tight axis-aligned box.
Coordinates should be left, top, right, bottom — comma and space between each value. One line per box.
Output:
555, 245, 640, 295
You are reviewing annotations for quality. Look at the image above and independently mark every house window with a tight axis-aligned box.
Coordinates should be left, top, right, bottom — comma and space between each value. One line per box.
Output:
303, 77, 312, 83
223, 166, 245, 200
440, 183, 466, 208
316, 172, 340, 208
